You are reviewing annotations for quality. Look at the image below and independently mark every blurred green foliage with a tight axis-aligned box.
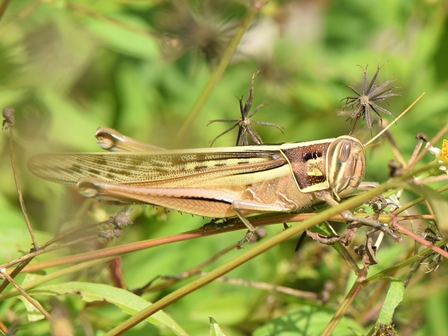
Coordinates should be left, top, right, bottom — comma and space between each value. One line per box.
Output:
0, 0, 447, 335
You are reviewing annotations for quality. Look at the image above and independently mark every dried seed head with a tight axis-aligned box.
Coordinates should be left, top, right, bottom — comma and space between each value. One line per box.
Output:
388, 159, 404, 177
416, 133, 429, 142
2, 106, 15, 130
155, 2, 237, 64
109, 210, 133, 228
339, 64, 401, 134
208, 71, 283, 146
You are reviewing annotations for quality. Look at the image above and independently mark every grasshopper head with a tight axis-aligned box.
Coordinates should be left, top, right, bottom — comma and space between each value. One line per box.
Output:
326, 136, 366, 200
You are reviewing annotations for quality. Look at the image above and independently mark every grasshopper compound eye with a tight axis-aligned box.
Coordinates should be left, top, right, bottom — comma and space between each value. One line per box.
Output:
326, 136, 366, 200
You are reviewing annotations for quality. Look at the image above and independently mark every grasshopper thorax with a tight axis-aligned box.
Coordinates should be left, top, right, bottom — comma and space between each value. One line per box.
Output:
326, 136, 366, 200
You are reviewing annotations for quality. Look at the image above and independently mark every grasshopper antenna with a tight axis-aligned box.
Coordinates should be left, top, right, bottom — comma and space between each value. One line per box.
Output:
364, 92, 425, 147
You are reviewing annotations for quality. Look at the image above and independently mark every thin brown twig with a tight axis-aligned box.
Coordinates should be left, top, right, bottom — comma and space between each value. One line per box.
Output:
1, 234, 101, 271
407, 133, 429, 168
0, 108, 40, 295
364, 92, 425, 147
396, 223, 448, 259
0, 258, 113, 302
0, 0, 11, 20
323, 278, 365, 335
1, 205, 131, 273
0, 268, 53, 321
414, 174, 448, 185
10, 210, 426, 274
406, 123, 448, 171
138, 244, 237, 293
39, 217, 114, 249
172, 1, 265, 146
210, 274, 319, 300
3, 107, 38, 249
0, 251, 34, 294
395, 184, 448, 215
383, 129, 407, 167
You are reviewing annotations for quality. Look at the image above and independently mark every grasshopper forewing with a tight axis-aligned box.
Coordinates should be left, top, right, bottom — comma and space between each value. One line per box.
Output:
28, 128, 399, 245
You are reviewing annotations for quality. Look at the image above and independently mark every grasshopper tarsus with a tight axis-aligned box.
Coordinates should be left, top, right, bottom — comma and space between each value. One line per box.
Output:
341, 209, 401, 242
316, 190, 401, 243
202, 219, 226, 232
236, 230, 257, 249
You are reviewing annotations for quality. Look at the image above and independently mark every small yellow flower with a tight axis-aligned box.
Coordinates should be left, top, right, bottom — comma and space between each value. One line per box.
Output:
427, 139, 448, 172
441, 139, 448, 162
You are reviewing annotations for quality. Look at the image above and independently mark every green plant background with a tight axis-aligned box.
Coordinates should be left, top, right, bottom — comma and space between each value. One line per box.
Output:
0, 0, 447, 335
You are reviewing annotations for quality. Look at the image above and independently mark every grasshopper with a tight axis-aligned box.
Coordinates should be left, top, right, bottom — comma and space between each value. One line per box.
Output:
27, 126, 400, 246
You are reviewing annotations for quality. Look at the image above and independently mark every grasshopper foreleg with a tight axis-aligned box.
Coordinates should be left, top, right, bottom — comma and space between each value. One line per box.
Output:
315, 191, 401, 242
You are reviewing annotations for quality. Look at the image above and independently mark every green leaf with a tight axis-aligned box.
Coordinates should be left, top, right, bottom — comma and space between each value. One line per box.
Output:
403, 183, 448, 233
0, 224, 53, 265
38, 90, 105, 150
424, 291, 448, 336
190, 294, 250, 326
31, 282, 187, 335
253, 305, 365, 336
17, 296, 44, 322
377, 279, 404, 326
85, 13, 159, 59
209, 317, 227, 336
